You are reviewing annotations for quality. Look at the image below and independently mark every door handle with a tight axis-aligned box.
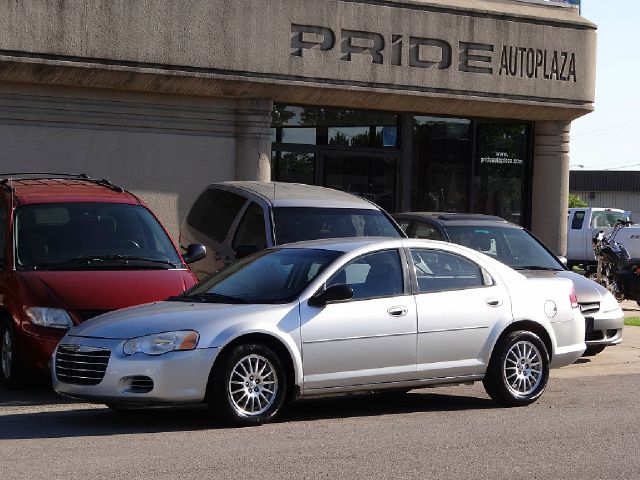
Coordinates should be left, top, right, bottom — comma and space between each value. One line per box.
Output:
485, 298, 503, 307
387, 306, 408, 317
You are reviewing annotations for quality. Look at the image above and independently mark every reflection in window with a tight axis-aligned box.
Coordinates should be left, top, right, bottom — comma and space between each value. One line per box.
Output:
412, 117, 471, 213
271, 151, 315, 185
473, 124, 529, 225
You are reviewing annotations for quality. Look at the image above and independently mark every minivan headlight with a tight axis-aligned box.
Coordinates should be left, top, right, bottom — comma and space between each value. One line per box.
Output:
601, 292, 621, 313
123, 330, 199, 356
25, 307, 73, 329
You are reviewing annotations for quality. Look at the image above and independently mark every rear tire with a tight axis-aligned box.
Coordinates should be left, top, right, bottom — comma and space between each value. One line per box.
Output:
583, 345, 606, 357
207, 343, 287, 426
483, 331, 549, 407
0, 318, 22, 389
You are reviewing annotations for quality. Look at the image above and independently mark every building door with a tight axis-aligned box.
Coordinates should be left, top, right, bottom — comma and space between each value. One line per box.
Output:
321, 150, 400, 212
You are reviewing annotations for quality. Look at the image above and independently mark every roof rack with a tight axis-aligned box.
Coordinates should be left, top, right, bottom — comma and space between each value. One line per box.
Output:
0, 173, 125, 193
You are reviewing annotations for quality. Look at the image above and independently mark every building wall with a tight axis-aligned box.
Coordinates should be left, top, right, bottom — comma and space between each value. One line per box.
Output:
0, 83, 271, 240
572, 192, 640, 222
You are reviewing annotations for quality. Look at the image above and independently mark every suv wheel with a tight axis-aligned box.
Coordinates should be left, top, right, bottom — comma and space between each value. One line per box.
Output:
0, 319, 21, 388
208, 343, 287, 426
483, 331, 549, 407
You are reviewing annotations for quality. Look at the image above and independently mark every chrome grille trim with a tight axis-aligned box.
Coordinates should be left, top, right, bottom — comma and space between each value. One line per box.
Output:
55, 344, 111, 386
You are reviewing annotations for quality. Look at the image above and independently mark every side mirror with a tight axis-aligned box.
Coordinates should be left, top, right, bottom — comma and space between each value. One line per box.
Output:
235, 244, 260, 259
182, 244, 206, 264
308, 284, 353, 308
558, 256, 568, 267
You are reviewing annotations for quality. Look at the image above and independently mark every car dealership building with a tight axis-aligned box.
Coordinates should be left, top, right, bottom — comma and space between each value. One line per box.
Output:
0, 0, 595, 254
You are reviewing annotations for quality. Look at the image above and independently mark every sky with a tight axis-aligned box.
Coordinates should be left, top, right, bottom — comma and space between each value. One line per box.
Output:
570, 0, 640, 171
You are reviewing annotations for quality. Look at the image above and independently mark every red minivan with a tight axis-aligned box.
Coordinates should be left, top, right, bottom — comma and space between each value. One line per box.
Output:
0, 174, 205, 386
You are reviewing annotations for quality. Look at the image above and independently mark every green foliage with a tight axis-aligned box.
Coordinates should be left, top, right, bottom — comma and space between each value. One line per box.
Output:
568, 194, 588, 208
625, 317, 640, 327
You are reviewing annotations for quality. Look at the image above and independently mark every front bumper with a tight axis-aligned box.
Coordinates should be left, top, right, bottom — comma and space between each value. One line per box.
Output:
52, 335, 221, 406
584, 307, 624, 347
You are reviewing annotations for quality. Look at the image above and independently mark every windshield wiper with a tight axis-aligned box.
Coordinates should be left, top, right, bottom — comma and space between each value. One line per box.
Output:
513, 266, 563, 271
28, 255, 179, 270
176, 292, 249, 304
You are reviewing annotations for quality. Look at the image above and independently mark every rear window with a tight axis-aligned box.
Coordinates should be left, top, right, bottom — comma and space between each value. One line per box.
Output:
273, 207, 400, 245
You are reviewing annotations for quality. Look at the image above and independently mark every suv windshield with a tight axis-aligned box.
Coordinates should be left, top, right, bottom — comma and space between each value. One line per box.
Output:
181, 248, 341, 304
446, 225, 563, 271
273, 207, 400, 245
15, 203, 182, 270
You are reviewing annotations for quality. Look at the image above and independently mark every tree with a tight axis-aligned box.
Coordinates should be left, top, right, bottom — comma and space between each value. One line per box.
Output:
568, 194, 587, 208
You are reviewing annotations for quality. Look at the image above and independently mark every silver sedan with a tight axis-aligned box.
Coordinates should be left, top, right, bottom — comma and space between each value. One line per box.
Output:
53, 238, 586, 426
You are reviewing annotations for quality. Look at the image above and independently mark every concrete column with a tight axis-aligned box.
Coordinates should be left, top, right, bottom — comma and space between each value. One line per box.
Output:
234, 98, 273, 181
531, 121, 571, 256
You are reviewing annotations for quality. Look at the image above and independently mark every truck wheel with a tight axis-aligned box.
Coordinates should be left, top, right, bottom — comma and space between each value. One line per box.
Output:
483, 331, 550, 407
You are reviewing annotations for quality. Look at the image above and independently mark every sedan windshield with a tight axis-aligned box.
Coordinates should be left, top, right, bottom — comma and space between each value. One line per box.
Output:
15, 203, 182, 270
446, 226, 563, 271
183, 248, 341, 304
273, 207, 400, 245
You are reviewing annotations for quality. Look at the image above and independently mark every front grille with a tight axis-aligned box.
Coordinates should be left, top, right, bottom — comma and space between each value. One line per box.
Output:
579, 303, 600, 316
75, 310, 111, 322
55, 345, 111, 386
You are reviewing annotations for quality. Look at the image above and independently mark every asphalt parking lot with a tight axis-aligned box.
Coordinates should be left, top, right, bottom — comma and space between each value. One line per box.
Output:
1, 328, 639, 480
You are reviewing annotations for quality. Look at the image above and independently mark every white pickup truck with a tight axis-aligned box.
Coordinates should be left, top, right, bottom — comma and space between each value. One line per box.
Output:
567, 207, 633, 267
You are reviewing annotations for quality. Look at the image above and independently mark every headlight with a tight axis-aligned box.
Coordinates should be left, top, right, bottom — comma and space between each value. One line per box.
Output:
123, 330, 199, 356
25, 307, 73, 329
600, 291, 621, 313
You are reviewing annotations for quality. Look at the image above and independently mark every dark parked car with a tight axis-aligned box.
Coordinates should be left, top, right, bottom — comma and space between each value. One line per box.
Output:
0, 174, 205, 386
393, 212, 624, 356
180, 181, 404, 278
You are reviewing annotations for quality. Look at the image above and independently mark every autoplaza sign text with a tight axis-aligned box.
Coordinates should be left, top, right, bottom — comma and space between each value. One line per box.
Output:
291, 24, 578, 82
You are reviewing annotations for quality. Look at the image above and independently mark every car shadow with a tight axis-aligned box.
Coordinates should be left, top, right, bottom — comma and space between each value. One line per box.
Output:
0, 390, 495, 440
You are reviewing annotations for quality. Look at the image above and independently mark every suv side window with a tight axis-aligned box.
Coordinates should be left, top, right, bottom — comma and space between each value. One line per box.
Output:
190, 189, 246, 242
410, 249, 487, 293
233, 202, 267, 250
571, 211, 585, 230
413, 222, 443, 240
0, 204, 6, 267
327, 249, 404, 300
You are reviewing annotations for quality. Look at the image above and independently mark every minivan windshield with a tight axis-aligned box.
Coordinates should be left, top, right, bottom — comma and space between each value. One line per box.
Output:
15, 203, 182, 270
273, 207, 401, 245
446, 225, 563, 271
181, 248, 341, 304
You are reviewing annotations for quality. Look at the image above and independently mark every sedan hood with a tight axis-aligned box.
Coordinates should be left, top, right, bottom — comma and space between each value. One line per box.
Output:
519, 269, 606, 304
67, 300, 293, 340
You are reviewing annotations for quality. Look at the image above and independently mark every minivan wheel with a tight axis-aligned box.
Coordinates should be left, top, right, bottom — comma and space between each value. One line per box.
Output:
0, 319, 21, 388
208, 343, 287, 426
483, 331, 549, 407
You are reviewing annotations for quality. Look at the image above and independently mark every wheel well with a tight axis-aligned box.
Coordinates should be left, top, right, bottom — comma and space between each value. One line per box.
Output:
497, 321, 553, 361
211, 333, 297, 401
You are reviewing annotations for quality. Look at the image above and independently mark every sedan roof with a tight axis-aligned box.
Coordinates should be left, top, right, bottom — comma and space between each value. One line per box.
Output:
219, 181, 379, 210
394, 212, 518, 229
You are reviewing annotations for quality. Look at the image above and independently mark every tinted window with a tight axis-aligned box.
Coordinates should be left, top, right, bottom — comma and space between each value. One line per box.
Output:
0, 205, 6, 266
446, 225, 562, 270
233, 202, 267, 250
413, 222, 443, 240
571, 211, 585, 230
200, 190, 246, 242
396, 219, 411, 234
187, 189, 216, 231
15, 203, 182, 270
187, 248, 341, 304
410, 249, 485, 293
327, 250, 404, 300
273, 207, 400, 245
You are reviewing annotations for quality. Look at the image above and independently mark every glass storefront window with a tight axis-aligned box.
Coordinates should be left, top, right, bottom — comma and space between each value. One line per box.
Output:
412, 117, 471, 213
473, 123, 529, 225
271, 150, 315, 185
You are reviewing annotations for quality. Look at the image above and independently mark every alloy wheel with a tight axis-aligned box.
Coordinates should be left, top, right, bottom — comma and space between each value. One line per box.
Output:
502, 340, 543, 397
228, 354, 278, 416
1, 328, 13, 380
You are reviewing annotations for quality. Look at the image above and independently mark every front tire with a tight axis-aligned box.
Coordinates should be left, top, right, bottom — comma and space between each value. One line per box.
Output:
583, 345, 606, 356
483, 331, 549, 407
0, 318, 22, 388
208, 343, 287, 426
